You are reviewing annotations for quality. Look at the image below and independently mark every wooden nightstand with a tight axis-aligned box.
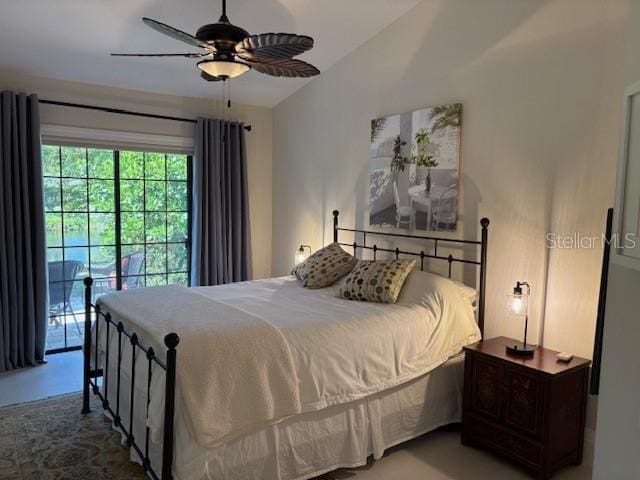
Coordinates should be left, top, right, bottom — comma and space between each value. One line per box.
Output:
461, 336, 590, 480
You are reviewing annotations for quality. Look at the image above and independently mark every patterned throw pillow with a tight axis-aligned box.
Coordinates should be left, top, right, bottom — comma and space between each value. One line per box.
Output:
335, 259, 416, 303
292, 243, 357, 288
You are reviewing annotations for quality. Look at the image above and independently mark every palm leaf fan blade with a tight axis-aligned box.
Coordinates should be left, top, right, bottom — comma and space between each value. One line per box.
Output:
111, 53, 206, 57
235, 33, 314, 60
142, 17, 212, 50
246, 58, 319, 78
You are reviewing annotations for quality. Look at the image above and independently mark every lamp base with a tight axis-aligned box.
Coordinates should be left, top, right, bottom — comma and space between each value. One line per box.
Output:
506, 343, 535, 357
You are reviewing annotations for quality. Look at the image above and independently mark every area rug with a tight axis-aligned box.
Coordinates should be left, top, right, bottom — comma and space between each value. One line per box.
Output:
0, 393, 146, 479
0, 392, 337, 479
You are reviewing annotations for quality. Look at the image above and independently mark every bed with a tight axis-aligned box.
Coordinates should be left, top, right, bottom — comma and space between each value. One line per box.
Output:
81, 210, 490, 480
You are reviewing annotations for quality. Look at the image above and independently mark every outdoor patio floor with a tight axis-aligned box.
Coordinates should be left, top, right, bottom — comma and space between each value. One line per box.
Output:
46, 310, 84, 352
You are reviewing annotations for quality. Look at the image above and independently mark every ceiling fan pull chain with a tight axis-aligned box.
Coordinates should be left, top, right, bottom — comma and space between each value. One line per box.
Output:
221, 78, 227, 146
220, 79, 225, 122
228, 80, 232, 109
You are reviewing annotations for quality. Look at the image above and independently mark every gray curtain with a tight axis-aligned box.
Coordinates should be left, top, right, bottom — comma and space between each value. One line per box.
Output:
191, 118, 251, 286
0, 91, 47, 372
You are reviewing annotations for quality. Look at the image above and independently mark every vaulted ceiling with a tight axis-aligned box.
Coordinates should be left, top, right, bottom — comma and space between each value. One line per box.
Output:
0, 0, 422, 107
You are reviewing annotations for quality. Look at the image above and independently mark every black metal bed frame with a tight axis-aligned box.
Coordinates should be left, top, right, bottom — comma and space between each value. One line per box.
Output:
81, 276, 179, 480
332, 210, 490, 335
81, 209, 489, 480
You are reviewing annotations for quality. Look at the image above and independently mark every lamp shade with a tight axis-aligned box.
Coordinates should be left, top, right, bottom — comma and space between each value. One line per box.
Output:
507, 292, 529, 317
294, 245, 311, 266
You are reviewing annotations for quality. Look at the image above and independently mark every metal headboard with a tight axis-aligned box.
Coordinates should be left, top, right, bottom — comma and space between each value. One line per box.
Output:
332, 210, 490, 337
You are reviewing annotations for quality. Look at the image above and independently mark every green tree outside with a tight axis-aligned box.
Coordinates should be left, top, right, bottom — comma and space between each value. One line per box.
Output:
43, 145, 190, 294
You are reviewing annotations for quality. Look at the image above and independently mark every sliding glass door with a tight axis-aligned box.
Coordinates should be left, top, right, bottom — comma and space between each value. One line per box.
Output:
42, 145, 191, 353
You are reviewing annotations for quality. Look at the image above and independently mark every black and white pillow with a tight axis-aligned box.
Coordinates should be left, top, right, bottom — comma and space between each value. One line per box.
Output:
335, 259, 416, 303
292, 243, 357, 288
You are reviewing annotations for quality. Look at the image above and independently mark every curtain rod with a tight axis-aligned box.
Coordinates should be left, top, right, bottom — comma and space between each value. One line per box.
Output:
39, 99, 252, 132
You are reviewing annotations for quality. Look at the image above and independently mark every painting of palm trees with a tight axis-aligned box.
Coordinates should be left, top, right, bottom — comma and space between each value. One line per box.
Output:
369, 103, 462, 231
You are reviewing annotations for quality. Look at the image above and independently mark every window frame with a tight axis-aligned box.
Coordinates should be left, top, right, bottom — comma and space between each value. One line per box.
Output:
43, 145, 193, 354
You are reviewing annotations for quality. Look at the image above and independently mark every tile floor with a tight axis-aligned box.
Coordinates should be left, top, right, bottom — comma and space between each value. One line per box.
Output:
0, 350, 82, 407
0, 352, 592, 480
332, 429, 592, 480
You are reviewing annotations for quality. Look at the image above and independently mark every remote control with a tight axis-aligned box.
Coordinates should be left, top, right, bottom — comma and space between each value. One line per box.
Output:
557, 352, 573, 362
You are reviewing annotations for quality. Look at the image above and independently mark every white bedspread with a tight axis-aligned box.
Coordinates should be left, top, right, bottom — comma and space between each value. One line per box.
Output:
97, 286, 302, 447
96, 274, 481, 449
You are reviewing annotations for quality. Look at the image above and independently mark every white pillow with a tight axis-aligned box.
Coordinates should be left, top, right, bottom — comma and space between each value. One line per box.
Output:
397, 269, 477, 310
451, 280, 478, 307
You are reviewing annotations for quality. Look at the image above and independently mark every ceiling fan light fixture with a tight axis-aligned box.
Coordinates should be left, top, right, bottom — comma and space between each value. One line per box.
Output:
197, 58, 250, 79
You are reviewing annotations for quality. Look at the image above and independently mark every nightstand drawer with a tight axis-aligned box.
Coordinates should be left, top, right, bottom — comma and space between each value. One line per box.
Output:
504, 367, 543, 438
469, 356, 504, 421
464, 413, 542, 468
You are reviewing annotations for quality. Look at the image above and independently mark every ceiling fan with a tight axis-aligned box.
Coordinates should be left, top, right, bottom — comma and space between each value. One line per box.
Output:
111, 0, 320, 83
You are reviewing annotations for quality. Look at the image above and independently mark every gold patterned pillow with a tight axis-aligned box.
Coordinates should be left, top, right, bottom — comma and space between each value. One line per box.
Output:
335, 259, 416, 303
292, 243, 357, 288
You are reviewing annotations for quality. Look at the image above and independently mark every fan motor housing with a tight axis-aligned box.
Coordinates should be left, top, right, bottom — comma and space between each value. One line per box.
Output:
196, 22, 249, 50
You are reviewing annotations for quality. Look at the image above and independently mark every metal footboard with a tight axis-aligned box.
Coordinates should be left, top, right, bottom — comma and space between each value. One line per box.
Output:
81, 277, 179, 480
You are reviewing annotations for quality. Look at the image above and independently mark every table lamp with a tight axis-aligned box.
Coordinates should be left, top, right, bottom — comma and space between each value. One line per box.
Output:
295, 244, 311, 265
506, 281, 535, 357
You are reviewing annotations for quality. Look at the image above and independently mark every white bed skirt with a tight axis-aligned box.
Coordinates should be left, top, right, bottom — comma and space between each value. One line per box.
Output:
104, 351, 464, 480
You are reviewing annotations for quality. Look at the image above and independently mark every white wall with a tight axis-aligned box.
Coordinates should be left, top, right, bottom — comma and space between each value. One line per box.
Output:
593, 1, 640, 477
0, 70, 273, 279
272, 0, 626, 358
593, 267, 640, 478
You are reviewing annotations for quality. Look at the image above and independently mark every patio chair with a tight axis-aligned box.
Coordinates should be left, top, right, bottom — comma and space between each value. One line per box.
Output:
93, 251, 145, 293
393, 180, 416, 229
48, 260, 84, 334
122, 251, 145, 289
